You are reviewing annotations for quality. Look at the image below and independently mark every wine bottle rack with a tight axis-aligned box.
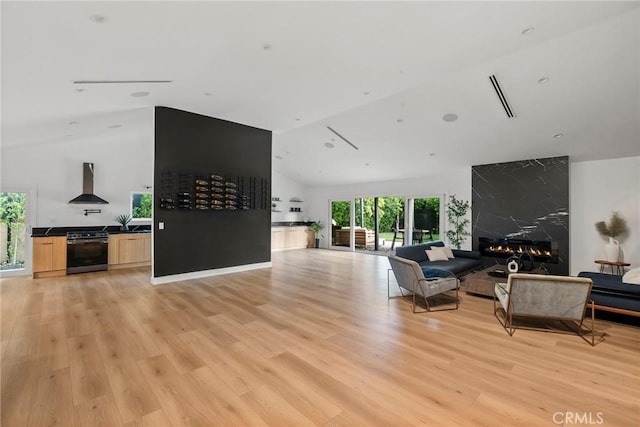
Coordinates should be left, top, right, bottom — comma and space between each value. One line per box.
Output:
158, 171, 268, 212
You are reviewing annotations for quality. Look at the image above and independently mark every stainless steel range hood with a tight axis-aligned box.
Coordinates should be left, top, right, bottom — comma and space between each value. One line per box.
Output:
68, 163, 109, 204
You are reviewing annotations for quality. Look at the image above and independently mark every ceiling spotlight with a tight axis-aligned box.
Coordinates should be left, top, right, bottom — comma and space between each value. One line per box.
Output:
262, 44, 272, 50
131, 91, 149, 97
90, 15, 107, 23
429, 153, 436, 157
204, 92, 212, 96
68, 121, 78, 125
538, 77, 550, 84
324, 142, 335, 149
553, 133, 564, 139
108, 124, 123, 129
364, 91, 370, 95
275, 155, 283, 160
365, 163, 370, 166
295, 118, 301, 121
75, 88, 86, 93
521, 26, 535, 35
396, 118, 404, 123
442, 113, 458, 122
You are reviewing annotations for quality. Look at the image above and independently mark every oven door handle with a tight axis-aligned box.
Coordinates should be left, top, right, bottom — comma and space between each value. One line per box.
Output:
67, 239, 108, 245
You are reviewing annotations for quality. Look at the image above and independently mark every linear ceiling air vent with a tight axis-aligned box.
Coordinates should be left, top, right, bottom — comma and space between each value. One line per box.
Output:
489, 75, 515, 118
72, 80, 173, 84
326, 126, 359, 150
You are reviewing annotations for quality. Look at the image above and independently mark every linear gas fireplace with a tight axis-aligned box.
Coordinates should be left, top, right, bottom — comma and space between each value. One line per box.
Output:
478, 237, 559, 264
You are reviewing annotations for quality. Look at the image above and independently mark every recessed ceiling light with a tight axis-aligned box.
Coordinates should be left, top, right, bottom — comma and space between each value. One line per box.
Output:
324, 142, 335, 149
89, 15, 107, 24
442, 113, 458, 122
204, 92, 212, 96
364, 91, 370, 95
108, 124, 123, 129
429, 152, 436, 157
553, 133, 564, 138
365, 163, 370, 166
295, 118, 301, 121
68, 121, 78, 125
275, 155, 283, 160
521, 26, 535, 35
75, 88, 86, 93
538, 77, 550, 84
396, 118, 403, 123
262, 44, 272, 50
131, 91, 149, 97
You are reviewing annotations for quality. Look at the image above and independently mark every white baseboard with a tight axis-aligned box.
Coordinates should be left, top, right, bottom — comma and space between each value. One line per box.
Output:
150, 261, 272, 285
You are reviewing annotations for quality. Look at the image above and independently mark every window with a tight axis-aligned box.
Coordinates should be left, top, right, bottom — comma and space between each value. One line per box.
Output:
131, 192, 152, 219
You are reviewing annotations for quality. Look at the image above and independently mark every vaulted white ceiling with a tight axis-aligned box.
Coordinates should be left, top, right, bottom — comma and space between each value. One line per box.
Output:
2, 1, 639, 185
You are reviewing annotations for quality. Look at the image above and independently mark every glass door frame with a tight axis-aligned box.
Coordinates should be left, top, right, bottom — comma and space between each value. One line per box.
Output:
325, 194, 444, 252
328, 199, 356, 251
0, 186, 35, 278
405, 193, 445, 246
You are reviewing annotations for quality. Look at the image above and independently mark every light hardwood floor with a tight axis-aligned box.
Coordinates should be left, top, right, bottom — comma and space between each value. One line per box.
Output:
1, 249, 638, 426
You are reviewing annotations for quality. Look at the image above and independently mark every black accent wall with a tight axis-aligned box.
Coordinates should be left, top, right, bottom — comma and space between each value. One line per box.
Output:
471, 156, 569, 275
154, 107, 272, 278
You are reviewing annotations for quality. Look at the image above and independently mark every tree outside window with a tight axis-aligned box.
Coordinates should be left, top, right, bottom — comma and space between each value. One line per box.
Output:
131, 193, 152, 219
0, 192, 26, 269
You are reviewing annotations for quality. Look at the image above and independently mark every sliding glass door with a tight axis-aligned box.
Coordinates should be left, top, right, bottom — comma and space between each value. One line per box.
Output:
411, 197, 441, 244
330, 200, 353, 249
327, 195, 440, 253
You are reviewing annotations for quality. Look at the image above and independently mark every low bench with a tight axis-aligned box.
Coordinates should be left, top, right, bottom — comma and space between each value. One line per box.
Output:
577, 271, 640, 317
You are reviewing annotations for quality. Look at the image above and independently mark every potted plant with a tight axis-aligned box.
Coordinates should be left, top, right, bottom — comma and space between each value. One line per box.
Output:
445, 194, 470, 249
310, 221, 325, 248
115, 214, 132, 231
595, 212, 628, 262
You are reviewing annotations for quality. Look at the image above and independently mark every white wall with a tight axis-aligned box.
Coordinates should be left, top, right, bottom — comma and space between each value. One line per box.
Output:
300, 156, 640, 275
304, 167, 473, 249
1, 130, 153, 227
570, 156, 640, 275
271, 170, 309, 223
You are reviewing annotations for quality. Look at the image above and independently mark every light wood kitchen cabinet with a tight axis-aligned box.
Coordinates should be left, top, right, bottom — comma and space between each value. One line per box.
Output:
271, 228, 285, 250
108, 233, 151, 268
271, 226, 310, 251
33, 236, 67, 278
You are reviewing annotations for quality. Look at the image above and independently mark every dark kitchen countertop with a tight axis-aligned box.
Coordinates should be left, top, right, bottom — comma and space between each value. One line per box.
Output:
32, 225, 151, 237
271, 221, 313, 227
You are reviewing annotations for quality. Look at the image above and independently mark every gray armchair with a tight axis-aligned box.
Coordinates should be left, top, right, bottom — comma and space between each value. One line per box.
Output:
387, 255, 460, 313
494, 273, 595, 345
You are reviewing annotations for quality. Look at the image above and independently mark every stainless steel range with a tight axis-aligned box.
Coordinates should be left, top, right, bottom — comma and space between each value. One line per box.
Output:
66, 231, 109, 274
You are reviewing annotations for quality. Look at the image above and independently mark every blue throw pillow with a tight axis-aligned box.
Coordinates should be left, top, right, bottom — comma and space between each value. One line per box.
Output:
422, 268, 454, 278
